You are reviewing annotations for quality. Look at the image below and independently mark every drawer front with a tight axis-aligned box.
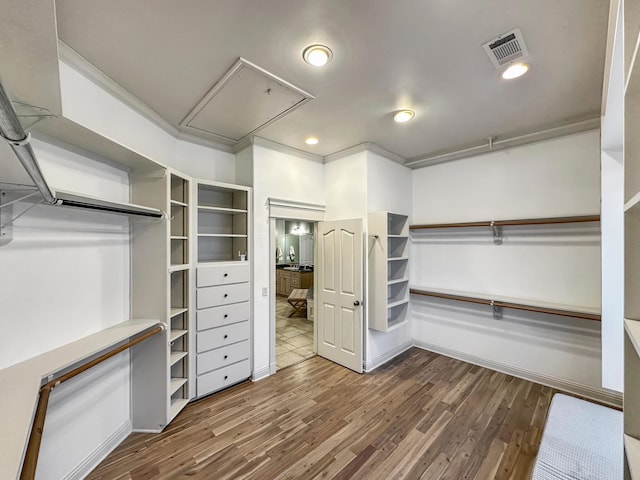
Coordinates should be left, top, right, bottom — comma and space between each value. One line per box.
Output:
197, 340, 250, 375
197, 359, 251, 397
197, 321, 250, 353
197, 263, 250, 287
197, 283, 250, 309
197, 302, 250, 331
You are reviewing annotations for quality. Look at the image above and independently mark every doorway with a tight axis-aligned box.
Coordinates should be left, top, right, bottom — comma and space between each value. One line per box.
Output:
273, 218, 316, 370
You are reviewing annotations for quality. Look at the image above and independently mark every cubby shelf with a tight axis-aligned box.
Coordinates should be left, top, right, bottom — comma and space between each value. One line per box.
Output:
170, 351, 188, 366
170, 199, 188, 207
368, 212, 410, 332
170, 307, 188, 318
198, 205, 247, 214
626, 7, 640, 477
170, 377, 187, 395
170, 329, 188, 342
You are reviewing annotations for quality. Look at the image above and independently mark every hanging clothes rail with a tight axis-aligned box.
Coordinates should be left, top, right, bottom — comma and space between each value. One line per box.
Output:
410, 287, 601, 321
409, 214, 600, 230
20, 325, 164, 480
0, 80, 163, 219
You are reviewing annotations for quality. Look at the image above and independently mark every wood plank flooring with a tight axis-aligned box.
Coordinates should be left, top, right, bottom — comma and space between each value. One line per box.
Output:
87, 348, 556, 479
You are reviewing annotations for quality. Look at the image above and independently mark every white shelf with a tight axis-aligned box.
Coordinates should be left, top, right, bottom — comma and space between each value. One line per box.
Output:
626, 319, 640, 358
170, 199, 188, 207
388, 235, 408, 238
626, 29, 640, 95
170, 398, 189, 420
170, 329, 188, 342
168, 264, 189, 273
387, 278, 409, 286
33, 116, 162, 174
626, 190, 640, 213
170, 307, 188, 318
170, 377, 187, 395
198, 233, 248, 238
388, 257, 409, 262
171, 236, 188, 240
626, 434, 640, 479
410, 286, 601, 320
0, 319, 163, 480
198, 205, 247, 214
388, 299, 409, 309
170, 351, 188, 366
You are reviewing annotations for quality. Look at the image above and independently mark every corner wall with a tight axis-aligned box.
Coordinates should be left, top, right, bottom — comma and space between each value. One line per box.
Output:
410, 131, 609, 401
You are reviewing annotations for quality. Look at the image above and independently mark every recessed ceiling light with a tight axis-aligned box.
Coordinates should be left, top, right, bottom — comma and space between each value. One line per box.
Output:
502, 62, 529, 80
393, 110, 415, 123
302, 45, 333, 67
305, 136, 319, 145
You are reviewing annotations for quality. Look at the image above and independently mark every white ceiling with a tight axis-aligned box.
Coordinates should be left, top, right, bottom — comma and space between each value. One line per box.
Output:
54, 0, 609, 160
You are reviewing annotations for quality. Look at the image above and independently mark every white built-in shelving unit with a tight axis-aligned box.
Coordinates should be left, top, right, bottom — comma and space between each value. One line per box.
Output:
625, 0, 640, 474
368, 212, 410, 331
193, 180, 252, 398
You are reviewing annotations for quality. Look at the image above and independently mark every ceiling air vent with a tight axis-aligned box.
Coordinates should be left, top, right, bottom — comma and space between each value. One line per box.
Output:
482, 28, 529, 69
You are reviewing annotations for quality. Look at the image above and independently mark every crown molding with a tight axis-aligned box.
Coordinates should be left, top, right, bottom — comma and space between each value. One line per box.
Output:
405, 116, 601, 169
323, 142, 406, 165
246, 136, 324, 163
58, 41, 234, 154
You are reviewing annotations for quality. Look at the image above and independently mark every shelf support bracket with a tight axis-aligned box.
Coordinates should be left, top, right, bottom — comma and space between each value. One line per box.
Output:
0, 190, 42, 246
490, 221, 502, 245
491, 301, 503, 320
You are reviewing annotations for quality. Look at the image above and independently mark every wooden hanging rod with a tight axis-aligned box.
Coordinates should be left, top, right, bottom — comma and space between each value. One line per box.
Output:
20, 325, 164, 480
409, 214, 600, 230
409, 288, 601, 322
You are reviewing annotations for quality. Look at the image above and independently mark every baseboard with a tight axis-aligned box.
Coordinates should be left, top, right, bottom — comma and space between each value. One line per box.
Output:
252, 365, 271, 381
364, 341, 414, 372
413, 340, 623, 408
63, 419, 132, 480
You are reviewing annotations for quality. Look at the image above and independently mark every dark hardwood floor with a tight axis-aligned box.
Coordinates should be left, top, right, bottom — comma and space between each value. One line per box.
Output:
87, 348, 555, 479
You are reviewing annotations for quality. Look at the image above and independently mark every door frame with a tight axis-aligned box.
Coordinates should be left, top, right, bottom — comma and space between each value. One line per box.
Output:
267, 198, 326, 374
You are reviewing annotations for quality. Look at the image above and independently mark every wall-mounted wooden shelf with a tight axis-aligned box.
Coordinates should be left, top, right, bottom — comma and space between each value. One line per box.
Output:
410, 286, 601, 321
410, 214, 601, 230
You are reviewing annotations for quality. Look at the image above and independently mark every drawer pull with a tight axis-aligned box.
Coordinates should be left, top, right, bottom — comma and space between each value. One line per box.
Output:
224, 273, 228, 277
224, 314, 228, 318
224, 355, 228, 360
224, 375, 228, 380
224, 334, 228, 339
224, 294, 228, 298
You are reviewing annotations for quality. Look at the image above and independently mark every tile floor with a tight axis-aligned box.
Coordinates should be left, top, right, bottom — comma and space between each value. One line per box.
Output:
276, 294, 315, 369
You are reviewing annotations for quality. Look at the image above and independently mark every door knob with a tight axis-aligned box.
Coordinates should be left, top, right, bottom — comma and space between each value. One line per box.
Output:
354, 300, 360, 306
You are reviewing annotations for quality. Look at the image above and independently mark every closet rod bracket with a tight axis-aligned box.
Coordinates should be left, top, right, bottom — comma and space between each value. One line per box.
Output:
491, 301, 503, 320
490, 221, 503, 245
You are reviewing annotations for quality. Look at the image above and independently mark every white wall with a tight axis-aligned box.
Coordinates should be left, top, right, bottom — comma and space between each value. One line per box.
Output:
411, 131, 606, 397
251, 145, 325, 374
0, 139, 131, 479
324, 152, 367, 221
0, 61, 236, 478
366, 152, 413, 367
59, 61, 235, 182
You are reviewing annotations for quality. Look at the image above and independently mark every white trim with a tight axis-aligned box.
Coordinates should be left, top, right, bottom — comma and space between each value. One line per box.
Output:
252, 365, 271, 381
324, 142, 406, 165
243, 136, 324, 163
270, 361, 277, 375
63, 420, 132, 480
267, 197, 326, 221
58, 41, 234, 154
405, 120, 601, 169
364, 340, 413, 372
413, 340, 623, 408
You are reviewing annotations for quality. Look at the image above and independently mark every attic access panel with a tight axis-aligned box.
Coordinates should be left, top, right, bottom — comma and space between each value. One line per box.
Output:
180, 58, 314, 143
